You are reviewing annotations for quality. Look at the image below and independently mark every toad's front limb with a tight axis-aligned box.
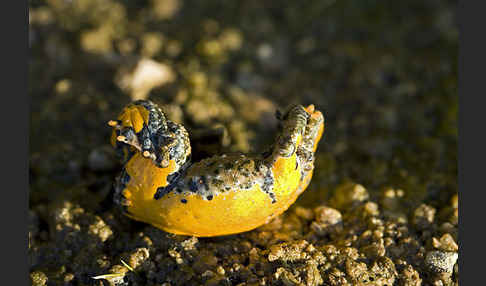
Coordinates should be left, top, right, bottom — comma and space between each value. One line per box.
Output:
111, 100, 324, 237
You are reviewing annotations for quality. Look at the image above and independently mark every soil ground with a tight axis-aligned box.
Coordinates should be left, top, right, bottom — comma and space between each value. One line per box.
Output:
29, 1, 458, 285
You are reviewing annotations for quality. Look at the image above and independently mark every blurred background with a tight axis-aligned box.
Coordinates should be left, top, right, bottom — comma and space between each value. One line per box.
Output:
29, 0, 458, 285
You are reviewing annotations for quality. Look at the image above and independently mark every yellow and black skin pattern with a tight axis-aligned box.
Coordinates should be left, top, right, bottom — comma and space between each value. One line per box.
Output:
110, 100, 324, 237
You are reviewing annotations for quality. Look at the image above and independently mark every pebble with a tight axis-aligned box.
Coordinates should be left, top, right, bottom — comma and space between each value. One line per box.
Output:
425, 251, 458, 274
330, 182, 369, 210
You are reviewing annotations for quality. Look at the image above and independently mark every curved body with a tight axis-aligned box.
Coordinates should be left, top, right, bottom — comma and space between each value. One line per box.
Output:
110, 100, 324, 237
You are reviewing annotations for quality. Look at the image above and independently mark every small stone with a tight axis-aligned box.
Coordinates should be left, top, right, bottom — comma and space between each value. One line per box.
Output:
311, 206, 342, 236
115, 58, 175, 101
305, 261, 323, 286
129, 248, 150, 269
64, 273, 74, 282
216, 266, 226, 275
398, 265, 422, 286
219, 28, 243, 51
168, 248, 183, 264
330, 182, 369, 210
249, 248, 260, 264
257, 44, 273, 60
425, 251, 458, 274
412, 204, 436, 229
268, 240, 310, 262
432, 234, 458, 252
55, 79, 71, 94
274, 267, 301, 286
345, 259, 369, 284
381, 188, 404, 211
314, 206, 342, 225
152, 0, 181, 20
450, 194, 458, 209
369, 257, 397, 285
30, 271, 48, 286
361, 239, 386, 259
88, 216, 113, 242
141, 32, 164, 57
361, 202, 380, 217
180, 236, 199, 251
80, 26, 114, 54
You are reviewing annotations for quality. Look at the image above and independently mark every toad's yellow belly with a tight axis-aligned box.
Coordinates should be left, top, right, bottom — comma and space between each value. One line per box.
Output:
121, 153, 311, 236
